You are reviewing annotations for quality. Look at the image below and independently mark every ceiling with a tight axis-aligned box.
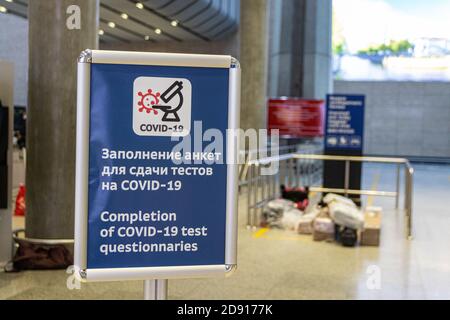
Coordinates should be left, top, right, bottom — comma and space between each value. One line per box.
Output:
0, 0, 240, 43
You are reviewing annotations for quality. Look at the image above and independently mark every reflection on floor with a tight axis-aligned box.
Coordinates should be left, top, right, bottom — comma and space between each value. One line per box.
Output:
1, 154, 449, 299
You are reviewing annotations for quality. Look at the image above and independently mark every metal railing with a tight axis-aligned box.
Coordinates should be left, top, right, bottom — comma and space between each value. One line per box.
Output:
239, 142, 323, 187
245, 153, 414, 239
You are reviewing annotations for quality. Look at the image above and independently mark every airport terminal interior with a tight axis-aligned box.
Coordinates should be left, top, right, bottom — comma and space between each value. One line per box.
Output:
1, 0, 450, 300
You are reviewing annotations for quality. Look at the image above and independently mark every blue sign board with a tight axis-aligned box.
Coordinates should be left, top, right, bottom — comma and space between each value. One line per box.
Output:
74, 50, 240, 281
324, 94, 365, 151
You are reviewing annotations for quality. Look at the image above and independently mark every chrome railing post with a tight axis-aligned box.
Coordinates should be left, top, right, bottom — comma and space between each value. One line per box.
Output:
395, 164, 400, 209
291, 157, 295, 187
280, 157, 285, 187
144, 279, 168, 300
262, 167, 268, 211
253, 164, 260, 229
246, 163, 253, 229
344, 160, 350, 197
272, 167, 277, 199
404, 165, 408, 213
286, 158, 291, 187
308, 158, 312, 187
407, 165, 414, 240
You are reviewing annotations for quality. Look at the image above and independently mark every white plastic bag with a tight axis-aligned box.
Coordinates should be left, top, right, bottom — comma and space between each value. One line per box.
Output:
329, 202, 364, 230
267, 198, 296, 213
323, 193, 356, 208
262, 199, 296, 228
281, 208, 303, 231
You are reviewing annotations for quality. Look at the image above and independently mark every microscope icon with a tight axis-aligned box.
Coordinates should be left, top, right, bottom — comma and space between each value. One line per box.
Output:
153, 80, 184, 122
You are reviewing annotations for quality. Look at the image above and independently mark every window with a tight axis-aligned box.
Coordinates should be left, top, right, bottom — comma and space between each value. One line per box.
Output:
333, 0, 450, 81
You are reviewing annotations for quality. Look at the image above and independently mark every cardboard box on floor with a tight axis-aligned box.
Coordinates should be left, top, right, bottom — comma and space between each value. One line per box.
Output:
360, 207, 382, 246
313, 217, 334, 242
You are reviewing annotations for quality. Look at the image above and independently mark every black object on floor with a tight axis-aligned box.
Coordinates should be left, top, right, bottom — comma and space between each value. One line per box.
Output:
5, 239, 73, 272
340, 227, 358, 247
280, 185, 309, 203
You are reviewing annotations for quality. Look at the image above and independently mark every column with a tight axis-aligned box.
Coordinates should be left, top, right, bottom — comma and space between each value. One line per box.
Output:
240, 0, 269, 130
26, 0, 99, 238
302, 0, 333, 99
267, 0, 305, 97
268, 0, 332, 99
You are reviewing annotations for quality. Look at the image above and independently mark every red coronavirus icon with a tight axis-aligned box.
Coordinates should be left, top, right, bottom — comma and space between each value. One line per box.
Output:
138, 89, 160, 114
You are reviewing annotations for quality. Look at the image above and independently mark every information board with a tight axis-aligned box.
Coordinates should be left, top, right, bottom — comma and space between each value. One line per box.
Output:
324, 94, 365, 151
267, 98, 324, 138
74, 50, 240, 282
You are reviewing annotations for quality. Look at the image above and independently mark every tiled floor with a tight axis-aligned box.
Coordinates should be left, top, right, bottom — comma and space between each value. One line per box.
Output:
0, 153, 449, 299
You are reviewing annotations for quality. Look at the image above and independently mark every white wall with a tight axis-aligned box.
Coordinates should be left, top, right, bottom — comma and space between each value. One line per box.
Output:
334, 80, 450, 158
0, 14, 28, 106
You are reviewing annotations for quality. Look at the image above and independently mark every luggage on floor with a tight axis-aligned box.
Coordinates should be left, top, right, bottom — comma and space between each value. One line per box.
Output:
313, 217, 334, 241
296, 204, 322, 235
281, 207, 304, 231
328, 201, 364, 230
5, 239, 73, 272
280, 185, 309, 210
360, 207, 382, 246
267, 198, 296, 212
281, 185, 309, 202
295, 198, 309, 211
296, 213, 315, 234
339, 227, 358, 247
323, 193, 357, 208
261, 198, 296, 228
334, 224, 342, 242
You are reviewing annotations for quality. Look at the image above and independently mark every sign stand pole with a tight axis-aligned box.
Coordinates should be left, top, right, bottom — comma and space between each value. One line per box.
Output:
144, 279, 168, 300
